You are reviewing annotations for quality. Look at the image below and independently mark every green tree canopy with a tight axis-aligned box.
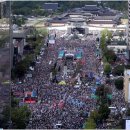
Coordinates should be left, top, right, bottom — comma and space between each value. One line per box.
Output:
114, 78, 124, 90
0, 106, 10, 128
104, 50, 117, 63
90, 110, 100, 123
84, 117, 96, 129
104, 62, 111, 75
126, 108, 130, 116
112, 65, 124, 76
100, 32, 106, 52
11, 105, 31, 129
98, 104, 110, 121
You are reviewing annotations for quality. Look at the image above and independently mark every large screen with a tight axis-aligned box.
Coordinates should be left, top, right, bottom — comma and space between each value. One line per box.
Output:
126, 120, 130, 130
129, 83, 130, 102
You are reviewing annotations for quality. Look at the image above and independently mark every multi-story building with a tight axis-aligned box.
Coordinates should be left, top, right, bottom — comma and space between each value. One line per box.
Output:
124, 69, 130, 103
127, 0, 130, 60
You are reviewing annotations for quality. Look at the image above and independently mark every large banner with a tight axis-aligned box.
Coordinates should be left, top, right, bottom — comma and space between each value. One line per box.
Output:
126, 120, 130, 130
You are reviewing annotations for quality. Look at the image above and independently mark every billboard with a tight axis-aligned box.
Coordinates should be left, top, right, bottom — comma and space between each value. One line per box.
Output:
129, 83, 130, 103
126, 120, 130, 130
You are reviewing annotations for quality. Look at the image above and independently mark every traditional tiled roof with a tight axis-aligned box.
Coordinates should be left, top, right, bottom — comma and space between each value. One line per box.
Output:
82, 5, 99, 11
43, 3, 58, 10
89, 20, 116, 24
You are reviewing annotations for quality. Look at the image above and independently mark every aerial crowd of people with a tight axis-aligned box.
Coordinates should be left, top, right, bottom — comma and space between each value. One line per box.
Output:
11, 29, 129, 129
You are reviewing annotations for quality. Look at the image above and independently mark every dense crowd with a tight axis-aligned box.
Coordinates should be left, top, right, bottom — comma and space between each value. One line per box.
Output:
11, 30, 129, 129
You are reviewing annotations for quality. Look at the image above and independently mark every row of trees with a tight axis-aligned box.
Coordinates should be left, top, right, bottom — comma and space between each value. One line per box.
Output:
12, 1, 128, 16
100, 29, 117, 76
13, 16, 26, 27
11, 28, 48, 80
100, 29, 125, 90
11, 93, 31, 129
84, 84, 111, 129
84, 29, 114, 129
0, 96, 31, 129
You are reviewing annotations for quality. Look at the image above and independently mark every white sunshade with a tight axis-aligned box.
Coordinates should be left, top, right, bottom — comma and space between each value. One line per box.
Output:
29, 66, 34, 71
49, 39, 55, 44
65, 53, 74, 57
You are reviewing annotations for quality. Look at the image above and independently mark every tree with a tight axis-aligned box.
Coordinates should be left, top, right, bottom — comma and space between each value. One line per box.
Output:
126, 108, 130, 116
115, 78, 124, 90
107, 31, 112, 44
104, 49, 117, 63
11, 96, 19, 108
104, 63, 111, 75
100, 32, 106, 52
95, 85, 111, 105
96, 85, 110, 97
101, 29, 112, 44
12, 54, 34, 79
0, 105, 10, 128
112, 65, 124, 76
84, 117, 96, 129
11, 105, 31, 129
125, 64, 130, 69
13, 62, 27, 78
98, 104, 110, 121
90, 110, 100, 123
37, 28, 48, 38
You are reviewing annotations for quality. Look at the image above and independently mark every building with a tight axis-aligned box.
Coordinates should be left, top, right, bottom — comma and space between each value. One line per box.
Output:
127, 0, 130, 60
88, 15, 121, 28
43, 3, 58, 11
124, 69, 130, 103
107, 44, 127, 55
82, 5, 100, 15
0, 0, 7, 18
13, 27, 35, 65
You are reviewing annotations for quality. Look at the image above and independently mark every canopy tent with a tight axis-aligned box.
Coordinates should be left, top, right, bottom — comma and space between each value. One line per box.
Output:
107, 94, 112, 99
58, 80, 66, 85
32, 90, 37, 97
76, 53, 82, 59
96, 81, 101, 85
58, 50, 65, 59
58, 100, 64, 109
91, 94, 99, 99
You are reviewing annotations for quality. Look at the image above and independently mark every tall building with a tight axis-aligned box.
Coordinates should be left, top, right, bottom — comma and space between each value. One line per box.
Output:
124, 69, 130, 103
0, 0, 7, 18
127, 0, 130, 60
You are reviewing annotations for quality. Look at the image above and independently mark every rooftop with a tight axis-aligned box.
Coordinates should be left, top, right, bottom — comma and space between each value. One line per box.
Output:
43, 3, 58, 10
69, 18, 85, 22
94, 16, 116, 20
82, 4, 99, 11
88, 20, 116, 25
